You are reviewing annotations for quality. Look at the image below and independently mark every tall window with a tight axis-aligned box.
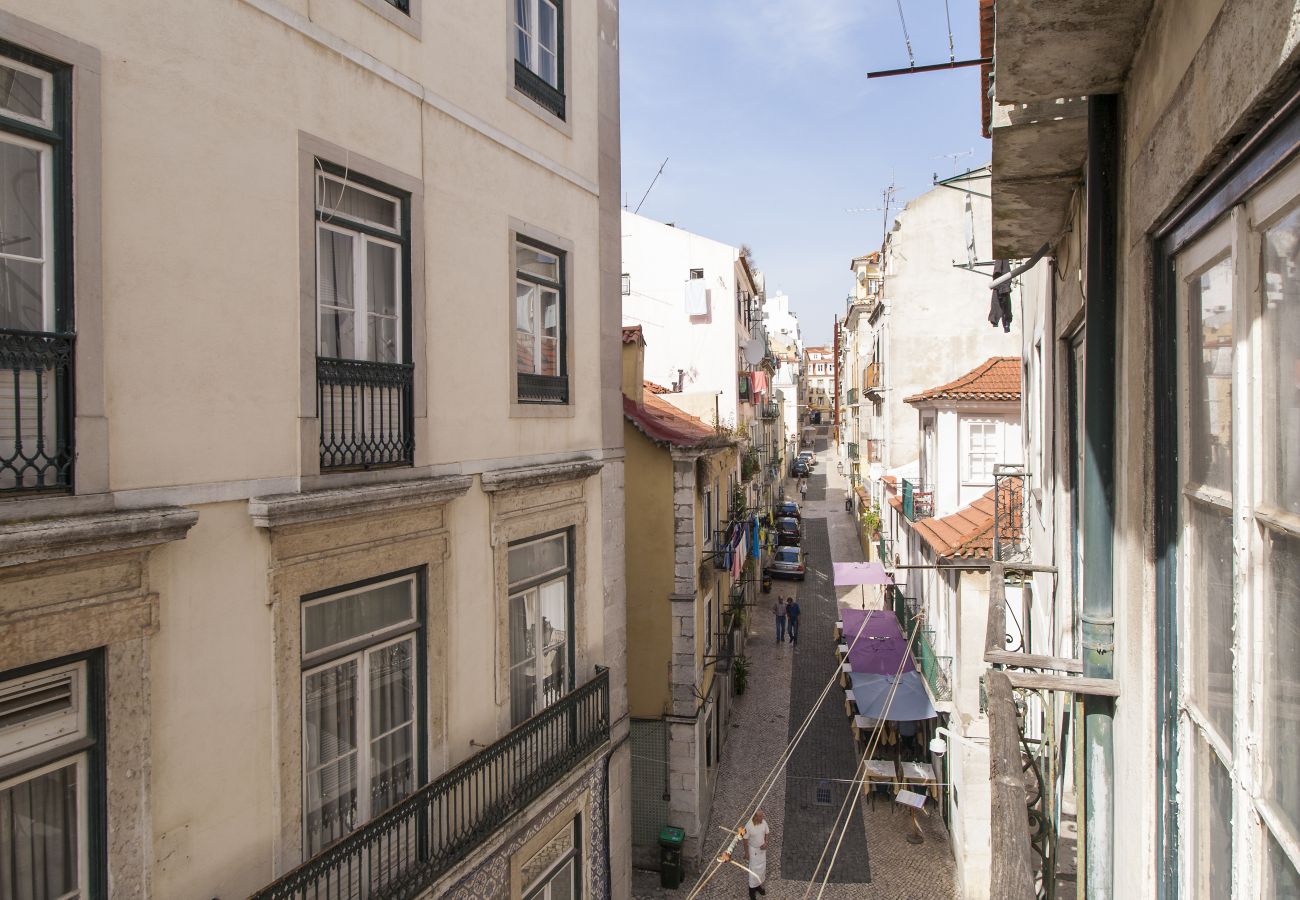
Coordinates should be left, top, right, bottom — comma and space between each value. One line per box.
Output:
0, 47, 73, 492
703, 485, 713, 546
1171, 156, 1300, 896
508, 532, 573, 727
315, 166, 413, 470
0, 656, 101, 898
513, 0, 565, 119
964, 421, 999, 483
301, 574, 421, 856
519, 817, 580, 899
515, 237, 568, 404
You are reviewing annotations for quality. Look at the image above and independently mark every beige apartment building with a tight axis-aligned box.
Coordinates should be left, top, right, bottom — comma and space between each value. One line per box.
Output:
0, 1, 629, 898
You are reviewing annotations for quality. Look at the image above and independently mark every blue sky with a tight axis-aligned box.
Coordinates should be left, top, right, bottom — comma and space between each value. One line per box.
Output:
620, 0, 988, 345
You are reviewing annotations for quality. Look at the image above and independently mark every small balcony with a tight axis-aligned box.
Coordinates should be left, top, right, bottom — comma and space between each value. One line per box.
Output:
761, 400, 779, 419
901, 478, 933, 521
847, 387, 858, 405
847, 442, 859, 460
916, 629, 952, 702
864, 361, 882, 393
252, 668, 610, 900
318, 356, 415, 471
0, 329, 74, 494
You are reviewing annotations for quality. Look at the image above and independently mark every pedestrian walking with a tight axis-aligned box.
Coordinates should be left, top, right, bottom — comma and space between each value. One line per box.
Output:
742, 809, 770, 898
799, 479, 808, 500
773, 595, 786, 642
785, 598, 801, 645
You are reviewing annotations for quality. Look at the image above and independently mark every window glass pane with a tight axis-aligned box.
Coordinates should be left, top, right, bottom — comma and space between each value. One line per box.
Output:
1186, 258, 1234, 490
517, 282, 536, 374
537, 48, 557, 89
539, 580, 567, 708
521, 821, 575, 892
508, 535, 567, 585
304, 580, 415, 655
0, 258, 45, 332
516, 242, 560, 283
1262, 205, 1300, 516
510, 658, 537, 726
318, 229, 355, 358
515, 0, 530, 33
1267, 832, 1300, 899
544, 859, 575, 900
367, 242, 398, 319
1193, 741, 1233, 899
367, 315, 398, 365
0, 760, 79, 900
1264, 528, 1300, 837
317, 176, 398, 232
0, 62, 47, 125
1188, 502, 1234, 745
538, 1, 558, 53
509, 591, 536, 668
540, 337, 559, 377
0, 141, 44, 261
304, 660, 359, 854
368, 639, 415, 814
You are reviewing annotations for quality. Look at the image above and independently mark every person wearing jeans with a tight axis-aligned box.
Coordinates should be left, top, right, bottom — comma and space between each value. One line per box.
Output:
773, 596, 786, 642
786, 598, 801, 645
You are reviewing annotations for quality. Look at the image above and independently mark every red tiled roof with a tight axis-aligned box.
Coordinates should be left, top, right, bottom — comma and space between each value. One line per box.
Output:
622, 325, 644, 344
905, 357, 1021, 404
624, 392, 719, 448
644, 381, 670, 395
910, 480, 1023, 560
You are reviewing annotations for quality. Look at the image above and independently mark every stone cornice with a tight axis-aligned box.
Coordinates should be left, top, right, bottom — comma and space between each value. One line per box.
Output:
0, 506, 199, 569
479, 459, 603, 493
249, 475, 473, 528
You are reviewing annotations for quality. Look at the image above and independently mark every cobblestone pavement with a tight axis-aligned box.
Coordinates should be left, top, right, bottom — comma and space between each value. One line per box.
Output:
632, 439, 958, 900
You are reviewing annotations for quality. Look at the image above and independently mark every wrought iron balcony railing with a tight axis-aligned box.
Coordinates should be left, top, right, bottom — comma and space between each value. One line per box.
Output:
993, 465, 1029, 562
761, 400, 779, 419
916, 629, 952, 701
0, 329, 74, 494
253, 668, 610, 900
318, 356, 415, 471
901, 478, 933, 521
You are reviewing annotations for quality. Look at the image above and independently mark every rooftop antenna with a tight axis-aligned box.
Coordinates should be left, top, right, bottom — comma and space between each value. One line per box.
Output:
632, 157, 669, 215
933, 148, 974, 176
845, 180, 898, 251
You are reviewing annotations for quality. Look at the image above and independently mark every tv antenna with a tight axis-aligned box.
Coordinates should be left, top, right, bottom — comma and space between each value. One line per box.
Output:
845, 181, 898, 250
631, 157, 669, 215
933, 148, 974, 175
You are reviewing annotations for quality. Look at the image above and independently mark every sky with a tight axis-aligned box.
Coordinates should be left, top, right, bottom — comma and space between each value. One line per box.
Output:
620, 0, 988, 345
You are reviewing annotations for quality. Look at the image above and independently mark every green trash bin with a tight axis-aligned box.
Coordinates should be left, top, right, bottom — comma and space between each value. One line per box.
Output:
659, 825, 685, 889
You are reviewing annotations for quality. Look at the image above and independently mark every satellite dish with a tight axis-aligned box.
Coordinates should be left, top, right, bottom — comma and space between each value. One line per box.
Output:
743, 339, 765, 365
857, 269, 868, 284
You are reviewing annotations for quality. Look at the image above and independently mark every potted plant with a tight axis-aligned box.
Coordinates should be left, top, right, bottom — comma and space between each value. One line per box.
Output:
733, 654, 750, 695
861, 505, 882, 537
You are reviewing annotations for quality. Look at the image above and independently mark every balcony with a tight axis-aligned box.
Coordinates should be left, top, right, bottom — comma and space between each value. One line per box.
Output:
761, 400, 779, 419
867, 439, 884, 464
847, 442, 859, 460
0, 329, 75, 494
901, 478, 933, 521
864, 361, 882, 394
847, 387, 858, 405
318, 356, 415, 471
916, 629, 952, 702
252, 668, 610, 900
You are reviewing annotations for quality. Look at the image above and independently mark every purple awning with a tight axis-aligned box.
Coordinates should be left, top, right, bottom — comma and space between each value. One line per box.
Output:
841, 608, 916, 675
832, 561, 893, 586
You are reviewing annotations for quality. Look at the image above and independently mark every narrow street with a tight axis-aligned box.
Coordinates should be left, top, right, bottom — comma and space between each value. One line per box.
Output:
635, 432, 956, 899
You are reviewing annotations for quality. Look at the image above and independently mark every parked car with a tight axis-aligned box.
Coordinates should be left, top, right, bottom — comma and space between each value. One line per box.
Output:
775, 516, 802, 545
775, 500, 801, 521
765, 545, 806, 580
798, 450, 817, 468
792, 460, 810, 478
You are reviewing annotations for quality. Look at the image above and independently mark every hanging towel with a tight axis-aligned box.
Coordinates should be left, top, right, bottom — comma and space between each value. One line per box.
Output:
750, 370, 768, 394
684, 279, 709, 316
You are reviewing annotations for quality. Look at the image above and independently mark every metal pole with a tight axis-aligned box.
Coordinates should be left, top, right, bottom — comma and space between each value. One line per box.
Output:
1081, 92, 1119, 899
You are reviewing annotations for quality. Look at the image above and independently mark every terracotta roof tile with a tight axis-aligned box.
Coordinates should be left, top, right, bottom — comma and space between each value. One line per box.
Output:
904, 356, 1021, 404
644, 381, 670, 395
624, 392, 721, 448
621, 325, 645, 344
909, 480, 1023, 560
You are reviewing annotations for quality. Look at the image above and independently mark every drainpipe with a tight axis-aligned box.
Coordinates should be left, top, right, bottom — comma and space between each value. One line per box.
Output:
1081, 92, 1118, 899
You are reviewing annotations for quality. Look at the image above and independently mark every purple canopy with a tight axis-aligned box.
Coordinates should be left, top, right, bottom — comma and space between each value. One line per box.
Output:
832, 561, 894, 586
841, 608, 916, 675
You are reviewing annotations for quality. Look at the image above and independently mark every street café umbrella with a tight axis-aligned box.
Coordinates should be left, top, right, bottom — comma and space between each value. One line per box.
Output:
842, 608, 916, 675
850, 671, 938, 721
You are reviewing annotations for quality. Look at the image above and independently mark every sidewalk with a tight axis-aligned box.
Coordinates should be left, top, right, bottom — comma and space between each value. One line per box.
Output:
633, 437, 956, 899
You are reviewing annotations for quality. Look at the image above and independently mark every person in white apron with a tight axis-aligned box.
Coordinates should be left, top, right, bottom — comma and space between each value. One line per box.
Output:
742, 809, 770, 897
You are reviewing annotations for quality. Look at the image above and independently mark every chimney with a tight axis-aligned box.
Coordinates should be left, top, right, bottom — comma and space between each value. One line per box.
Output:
621, 326, 646, 407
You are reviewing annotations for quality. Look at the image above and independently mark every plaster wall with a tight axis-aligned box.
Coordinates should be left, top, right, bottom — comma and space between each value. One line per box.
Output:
879, 173, 1021, 472
621, 212, 745, 428
623, 424, 675, 718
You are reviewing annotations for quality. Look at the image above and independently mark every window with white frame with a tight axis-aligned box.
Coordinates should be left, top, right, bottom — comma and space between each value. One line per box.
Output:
508, 533, 573, 727
964, 420, 999, 484
703, 485, 713, 546
0, 657, 98, 898
519, 816, 580, 899
513, 0, 565, 119
1172, 154, 1300, 897
301, 574, 420, 856
515, 237, 568, 404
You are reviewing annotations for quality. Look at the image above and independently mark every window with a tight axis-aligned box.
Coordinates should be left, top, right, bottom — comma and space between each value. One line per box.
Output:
0, 47, 74, 493
520, 816, 580, 900
315, 166, 414, 470
515, 237, 568, 404
964, 421, 999, 483
508, 532, 573, 727
301, 574, 421, 856
0, 656, 102, 898
704, 589, 713, 654
1166, 153, 1300, 896
689, 268, 703, 280
620, 273, 630, 297
513, 0, 565, 120
703, 486, 713, 546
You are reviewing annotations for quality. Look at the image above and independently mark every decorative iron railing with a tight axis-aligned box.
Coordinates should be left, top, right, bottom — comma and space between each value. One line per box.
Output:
0, 329, 74, 493
916, 629, 952, 701
253, 669, 610, 900
761, 400, 779, 419
513, 61, 565, 120
993, 464, 1029, 562
318, 356, 415, 471
518, 372, 569, 405
901, 478, 933, 521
